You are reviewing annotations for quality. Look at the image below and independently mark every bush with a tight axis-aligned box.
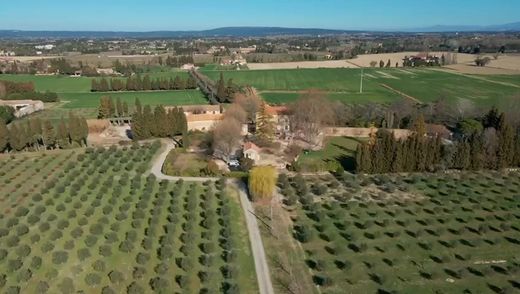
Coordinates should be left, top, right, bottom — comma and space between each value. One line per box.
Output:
15, 244, 31, 258
0, 249, 7, 261
99, 245, 112, 257
36, 281, 49, 293
133, 267, 146, 279
85, 273, 101, 286
31, 256, 42, 269
52, 251, 68, 265
127, 282, 145, 294
41, 241, 54, 253
7, 259, 22, 272
109, 270, 124, 284
58, 278, 75, 294
5, 286, 20, 294
150, 277, 170, 291
92, 259, 106, 272
77, 248, 91, 261
16, 268, 32, 283
15, 224, 29, 236
101, 286, 116, 294
136, 252, 150, 265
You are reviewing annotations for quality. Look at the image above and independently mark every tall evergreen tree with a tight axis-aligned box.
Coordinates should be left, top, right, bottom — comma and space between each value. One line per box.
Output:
453, 141, 471, 170
9, 124, 25, 151
123, 102, 129, 116
56, 118, 69, 148
135, 98, 142, 115
256, 101, 274, 143
143, 75, 151, 91
30, 118, 43, 150
142, 105, 153, 139
116, 97, 123, 117
98, 96, 111, 119
42, 120, 56, 149
216, 73, 227, 102
498, 122, 515, 168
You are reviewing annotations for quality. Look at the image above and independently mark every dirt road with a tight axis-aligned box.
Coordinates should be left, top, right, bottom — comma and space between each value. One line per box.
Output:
148, 140, 275, 294
232, 180, 275, 294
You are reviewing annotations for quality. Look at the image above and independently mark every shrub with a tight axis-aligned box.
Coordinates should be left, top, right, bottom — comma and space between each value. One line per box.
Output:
39, 240, 54, 252
52, 251, 68, 265
150, 276, 170, 291
31, 256, 42, 269
5, 235, 19, 248
85, 235, 98, 247
56, 278, 75, 294
77, 248, 91, 261
15, 244, 31, 258
85, 273, 101, 286
36, 281, 49, 293
154, 263, 169, 275
133, 267, 146, 279
127, 282, 144, 294
5, 286, 20, 294
7, 259, 22, 272
136, 252, 150, 265
93, 259, 106, 272
109, 270, 124, 284
99, 245, 112, 257
15, 224, 29, 236
16, 268, 32, 283
0, 249, 7, 261
101, 286, 116, 294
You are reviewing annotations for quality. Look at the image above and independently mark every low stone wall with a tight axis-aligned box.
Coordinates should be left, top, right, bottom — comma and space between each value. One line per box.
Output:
324, 127, 413, 140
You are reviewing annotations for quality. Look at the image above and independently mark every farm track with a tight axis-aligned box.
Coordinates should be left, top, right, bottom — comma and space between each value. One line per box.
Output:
380, 83, 422, 104
434, 68, 520, 89
149, 140, 275, 294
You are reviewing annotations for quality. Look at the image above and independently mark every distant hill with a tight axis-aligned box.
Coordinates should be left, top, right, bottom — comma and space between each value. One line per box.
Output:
406, 22, 520, 32
0, 23, 519, 39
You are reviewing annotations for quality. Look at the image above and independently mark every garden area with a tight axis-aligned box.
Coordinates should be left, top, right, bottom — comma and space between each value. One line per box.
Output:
0, 143, 257, 293
295, 137, 361, 172
275, 171, 520, 293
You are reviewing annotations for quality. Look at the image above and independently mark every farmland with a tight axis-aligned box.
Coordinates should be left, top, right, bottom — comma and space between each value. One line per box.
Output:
273, 172, 520, 293
204, 68, 520, 107
0, 144, 257, 293
0, 73, 207, 121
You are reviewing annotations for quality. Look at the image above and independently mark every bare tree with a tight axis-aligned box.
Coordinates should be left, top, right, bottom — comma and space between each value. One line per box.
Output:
483, 127, 498, 169
234, 92, 262, 123
499, 94, 520, 128
455, 98, 477, 121
288, 89, 335, 145
224, 103, 247, 124
388, 98, 416, 128
212, 117, 242, 161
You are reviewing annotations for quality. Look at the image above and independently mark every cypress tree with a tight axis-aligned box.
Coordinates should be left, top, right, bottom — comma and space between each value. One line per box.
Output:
469, 133, 484, 170
216, 73, 227, 102
391, 141, 405, 173
143, 75, 151, 91
9, 124, 25, 151
453, 141, 471, 170
173, 76, 182, 90
99, 78, 109, 92
135, 98, 142, 115
42, 121, 56, 150
30, 118, 43, 150
498, 122, 515, 168
25, 120, 35, 151
123, 102, 129, 116
256, 101, 274, 143
116, 97, 123, 117
0, 118, 7, 152
513, 134, 520, 167
79, 116, 89, 145
142, 105, 153, 139
152, 105, 168, 137
68, 112, 83, 146
56, 118, 69, 149
186, 76, 197, 89
108, 97, 115, 117
98, 96, 111, 119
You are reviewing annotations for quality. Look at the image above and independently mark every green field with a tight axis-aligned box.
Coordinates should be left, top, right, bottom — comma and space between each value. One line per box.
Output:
276, 171, 520, 293
204, 68, 520, 106
0, 144, 257, 293
0, 72, 190, 93
297, 137, 361, 172
60, 90, 207, 109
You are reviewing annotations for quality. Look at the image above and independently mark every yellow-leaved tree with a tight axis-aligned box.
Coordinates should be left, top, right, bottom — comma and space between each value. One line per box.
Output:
248, 166, 278, 202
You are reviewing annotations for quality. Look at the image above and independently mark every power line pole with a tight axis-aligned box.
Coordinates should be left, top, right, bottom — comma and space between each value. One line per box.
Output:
359, 68, 364, 94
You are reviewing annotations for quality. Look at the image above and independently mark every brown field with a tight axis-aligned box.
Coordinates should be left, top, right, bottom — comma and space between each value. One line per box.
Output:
346, 51, 476, 67
247, 59, 358, 70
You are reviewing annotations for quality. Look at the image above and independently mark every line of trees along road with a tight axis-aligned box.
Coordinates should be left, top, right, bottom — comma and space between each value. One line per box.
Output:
356, 109, 520, 174
91, 75, 197, 92
0, 114, 88, 153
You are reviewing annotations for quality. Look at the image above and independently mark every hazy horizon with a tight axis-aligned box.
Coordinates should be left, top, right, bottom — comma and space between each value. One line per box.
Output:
0, 0, 519, 31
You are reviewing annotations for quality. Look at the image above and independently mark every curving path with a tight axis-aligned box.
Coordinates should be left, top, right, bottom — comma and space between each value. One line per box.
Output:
148, 139, 218, 182
148, 140, 274, 294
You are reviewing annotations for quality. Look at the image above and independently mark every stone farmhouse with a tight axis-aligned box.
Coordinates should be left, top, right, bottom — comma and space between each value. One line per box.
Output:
0, 99, 44, 117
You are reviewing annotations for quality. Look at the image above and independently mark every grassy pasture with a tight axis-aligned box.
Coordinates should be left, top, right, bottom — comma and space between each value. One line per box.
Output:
296, 137, 361, 172
60, 90, 207, 109
204, 68, 520, 107
275, 171, 520, 293
0, 72, 190, 93
0, 145, 257, 293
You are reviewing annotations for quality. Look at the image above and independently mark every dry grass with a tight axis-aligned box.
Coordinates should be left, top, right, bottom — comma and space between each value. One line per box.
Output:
248, 59, 357, 70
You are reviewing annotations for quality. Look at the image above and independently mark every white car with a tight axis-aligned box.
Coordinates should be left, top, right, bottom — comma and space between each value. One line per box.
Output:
228, 160, 240, 167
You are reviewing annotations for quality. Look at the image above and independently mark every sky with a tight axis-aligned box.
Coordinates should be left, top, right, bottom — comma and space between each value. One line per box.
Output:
1, 0, 519, 31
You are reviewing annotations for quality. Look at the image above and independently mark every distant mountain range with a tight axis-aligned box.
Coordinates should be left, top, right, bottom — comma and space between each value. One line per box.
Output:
0, 22, 519, 39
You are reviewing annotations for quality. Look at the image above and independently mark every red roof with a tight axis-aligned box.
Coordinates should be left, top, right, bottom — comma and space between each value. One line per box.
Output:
243, 142, 261, 152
